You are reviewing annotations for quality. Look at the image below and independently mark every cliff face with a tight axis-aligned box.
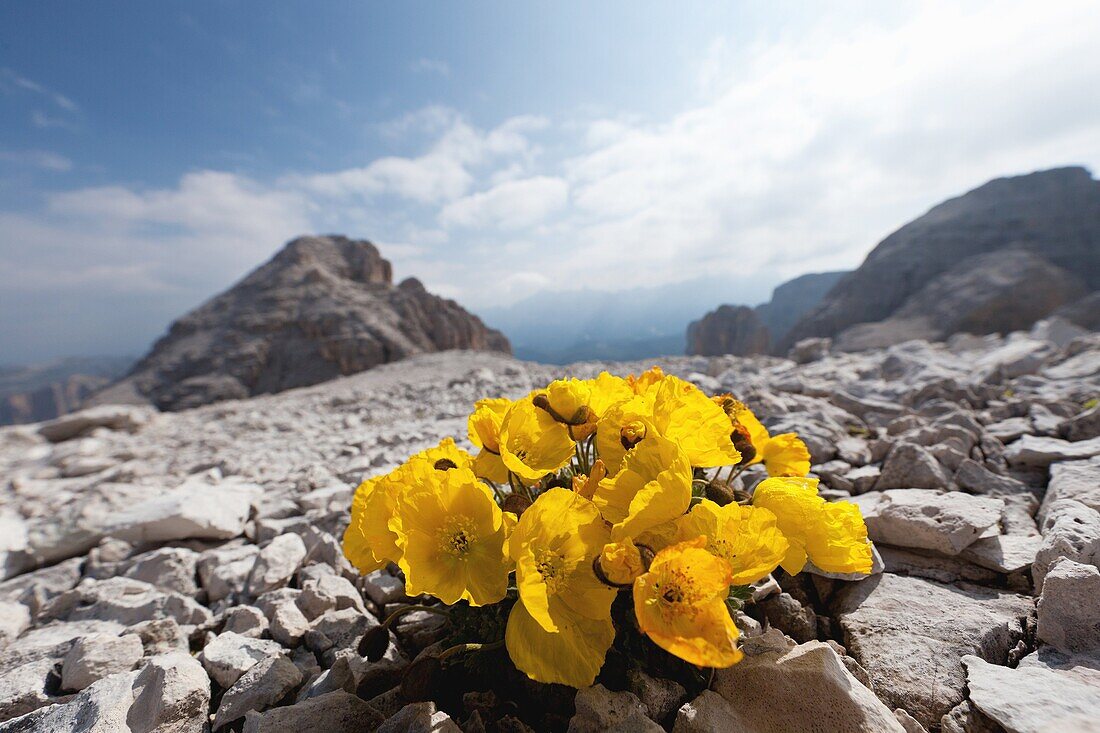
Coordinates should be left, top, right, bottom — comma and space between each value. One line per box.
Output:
783, 167, 1100, 350
686, 271, 847, 357
686, 305, 770, 356
94, 235, 510, 410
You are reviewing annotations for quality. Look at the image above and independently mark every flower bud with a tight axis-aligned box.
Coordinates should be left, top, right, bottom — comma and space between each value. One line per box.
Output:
595, 541, 644, 587
358, 625, 391, 662
501, 492, 532, 517
619, 420, 647, 450
704, 480, 736, 506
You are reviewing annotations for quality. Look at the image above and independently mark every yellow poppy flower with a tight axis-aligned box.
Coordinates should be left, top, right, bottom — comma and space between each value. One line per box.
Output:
674, 500, 788, 585
468, 398, 512, 484
594, 395, 654, 474
543, 378, 592, 425
594, 432, 692, 542
597, 540, 644, 585
633, 537, 742, 668
391, 466, 511, 606
505, 488, 616, 687
584, 372, 635, 416
538, 373, 634, 443
411, 436, 474, 472
761, 432, 811, 477
649, 376, 741, 468
343, 475, 394, 574
505, 601, 615, 690
628, 366, 666, 395
499, 397, 576, 482
751, 477, 873, 575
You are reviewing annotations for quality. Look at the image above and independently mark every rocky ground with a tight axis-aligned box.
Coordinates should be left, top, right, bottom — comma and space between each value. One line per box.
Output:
1, 321, 1099, 732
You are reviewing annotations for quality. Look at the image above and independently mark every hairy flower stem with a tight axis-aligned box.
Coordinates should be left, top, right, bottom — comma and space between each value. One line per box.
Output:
437, 639, 505, 663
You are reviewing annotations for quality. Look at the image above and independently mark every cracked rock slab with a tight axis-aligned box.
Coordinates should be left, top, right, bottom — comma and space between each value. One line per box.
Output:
852, 490, 1004, 555
963, 655, 1100, 733
831, 573, 1033, 730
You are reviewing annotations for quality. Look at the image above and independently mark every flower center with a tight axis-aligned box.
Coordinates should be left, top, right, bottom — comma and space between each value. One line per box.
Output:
440, 516, 478, 556
653, 568, 703, 618
535, 549, 566, 594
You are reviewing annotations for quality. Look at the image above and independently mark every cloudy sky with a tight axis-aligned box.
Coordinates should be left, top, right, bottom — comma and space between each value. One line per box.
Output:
2, 1, 1099, 362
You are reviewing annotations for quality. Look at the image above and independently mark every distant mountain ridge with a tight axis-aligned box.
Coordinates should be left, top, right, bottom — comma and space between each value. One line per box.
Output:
0, 356, 133, 425
483, 276, 775, 364
687, 271, 847, 356
92, 235, 510, 411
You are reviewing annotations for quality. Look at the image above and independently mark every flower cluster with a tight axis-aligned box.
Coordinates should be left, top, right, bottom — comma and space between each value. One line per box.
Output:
342, 368, 873, 688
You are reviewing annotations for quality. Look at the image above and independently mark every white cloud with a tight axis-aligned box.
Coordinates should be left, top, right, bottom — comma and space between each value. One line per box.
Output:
1, 68, 79, 112
440, 176, 568, 229
410, 58, 451, 77
0, 149, 73, 171
295, 113, 548, 204
5, 1, 1100, 358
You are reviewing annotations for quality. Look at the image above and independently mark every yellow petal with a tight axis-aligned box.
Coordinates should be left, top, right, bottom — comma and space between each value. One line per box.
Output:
392, 468, 510, 606
675, 501, 788, 586
598, 540, 644, 585
505, 600, 615, 688
627, 366, 666, 395
762, 433, 811, 478
508, 488, 614, 633
584, 372, 634, 417
545, 378, 592, 424
472, 449, 510, 484
499, 397, 575, 482
594, 432, 692, 542
650, 376, 741, 468
467, 398, 512, 453
633, 538, 742, 668
594, 395, 653, 475
410, 436, 474, 472
752, 476, 872, 575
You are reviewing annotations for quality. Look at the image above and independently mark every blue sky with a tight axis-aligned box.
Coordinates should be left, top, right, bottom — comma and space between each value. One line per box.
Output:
2, 1, 1099, 362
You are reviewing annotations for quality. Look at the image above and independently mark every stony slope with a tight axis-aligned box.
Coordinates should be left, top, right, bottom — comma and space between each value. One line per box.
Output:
783, 166, 1100, 351
93, 235, 510, 411
1, 331, 1099, 731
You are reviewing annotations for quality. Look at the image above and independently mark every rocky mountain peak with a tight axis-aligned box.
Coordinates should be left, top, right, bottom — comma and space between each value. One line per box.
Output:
264, 235, 393, 287
91, 235, 509, 411
780, 166, 1100, 351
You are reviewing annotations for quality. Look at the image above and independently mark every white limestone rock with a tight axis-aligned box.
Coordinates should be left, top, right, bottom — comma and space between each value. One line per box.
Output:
709, 631, 905, 732
567, 684, 661, 733
963, 654, 1100, 733
377, 701, 462, 733
128, 652, 211, 733
43, 577, 212, 628
241, 690, 383, 732
1032, 499, 1100, 587
199, 632, 284, 689
213, 654, 303, 730
61, 632, 144, 691
831, 573, 1032, 729
108, 476, 258, 544
1004, 434, 1100, 468
247, 533, 307, 596
852, 490, 1003, 556
1036, 558, 1100, 654
874, 443, 951, 491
